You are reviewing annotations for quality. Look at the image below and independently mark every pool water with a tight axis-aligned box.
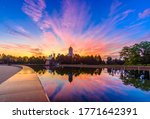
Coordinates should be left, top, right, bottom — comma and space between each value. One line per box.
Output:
31, 66, 150, 102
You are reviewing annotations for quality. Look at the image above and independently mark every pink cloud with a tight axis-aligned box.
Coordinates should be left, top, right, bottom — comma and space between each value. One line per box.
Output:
61, 0, 90, 34
16, 26, 29, 34
37, 13, 51, 30
38, 1, 136, 57
139, 8, 150, 19
22, 0, 46, 22
0, 44, 32, 50
0, 43, 46, 56
29, 48, 43, 56
20, 0, 144, 58
109, 0, 122, 16
42, 32, 60, 46
5, 24, 33, 40
109, 9, 134, 25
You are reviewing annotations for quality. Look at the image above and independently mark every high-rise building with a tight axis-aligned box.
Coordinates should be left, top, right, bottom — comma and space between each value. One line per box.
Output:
68, 46, 73, 57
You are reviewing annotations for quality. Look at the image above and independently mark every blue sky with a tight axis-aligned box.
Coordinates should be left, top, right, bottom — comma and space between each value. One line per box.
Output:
0, 0, 150, 58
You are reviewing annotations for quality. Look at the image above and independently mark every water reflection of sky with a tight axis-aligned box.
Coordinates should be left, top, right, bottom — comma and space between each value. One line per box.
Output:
38, 68, 150, 102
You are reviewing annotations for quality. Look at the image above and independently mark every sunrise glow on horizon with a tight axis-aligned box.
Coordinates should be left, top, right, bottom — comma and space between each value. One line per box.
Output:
0, 0, 150, 58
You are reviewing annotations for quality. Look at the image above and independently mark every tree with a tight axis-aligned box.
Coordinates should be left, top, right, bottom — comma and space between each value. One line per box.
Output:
120, 46, 131, 64
120, 41, 150, 65
138, 41, 150, 64
107, 57, 112, 65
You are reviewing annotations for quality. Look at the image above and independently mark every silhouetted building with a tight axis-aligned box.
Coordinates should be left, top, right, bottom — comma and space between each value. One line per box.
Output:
68, 46, 73, 57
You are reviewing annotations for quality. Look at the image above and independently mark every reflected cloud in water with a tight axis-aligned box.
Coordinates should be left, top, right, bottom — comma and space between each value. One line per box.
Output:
31, 66, 150, 102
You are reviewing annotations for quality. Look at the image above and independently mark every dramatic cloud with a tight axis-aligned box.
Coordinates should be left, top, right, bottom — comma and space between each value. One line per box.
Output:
25, 0, 135, 57
18, 0, 150, 58
5, 24, 32, 40
109, 0, 122, 16
22, 0, 46, 22
30, 48, 43, 56
15, 26, 29, 34
0, 43, 45, 56
139, 8, 150, 19
0, 44, 31, 50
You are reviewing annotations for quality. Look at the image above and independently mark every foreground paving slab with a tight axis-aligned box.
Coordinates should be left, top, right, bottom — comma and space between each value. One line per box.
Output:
0, 65, 21, 84
0, 66, 49, 102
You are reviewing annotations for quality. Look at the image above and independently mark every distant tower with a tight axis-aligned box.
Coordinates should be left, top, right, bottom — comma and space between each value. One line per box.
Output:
68, 46, 73, 57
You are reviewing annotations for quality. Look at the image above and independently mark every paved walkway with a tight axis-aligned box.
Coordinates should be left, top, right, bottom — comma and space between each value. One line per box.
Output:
0, 65, 49, 102
0, 65, 21, 84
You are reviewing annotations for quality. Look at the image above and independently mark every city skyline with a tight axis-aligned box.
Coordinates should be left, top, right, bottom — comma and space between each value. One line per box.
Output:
0, 0, 150, 58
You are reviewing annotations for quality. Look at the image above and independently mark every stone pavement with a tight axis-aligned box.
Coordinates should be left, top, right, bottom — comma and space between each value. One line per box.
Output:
0, 65, 49, 102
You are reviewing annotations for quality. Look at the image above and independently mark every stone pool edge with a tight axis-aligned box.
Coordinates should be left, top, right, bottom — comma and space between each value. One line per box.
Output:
0, 65, 50, 102
18, 65, 50, 102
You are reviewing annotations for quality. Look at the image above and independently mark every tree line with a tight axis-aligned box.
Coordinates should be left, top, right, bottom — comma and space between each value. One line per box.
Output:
54, 54, 105, 65
0, 54, 46, 64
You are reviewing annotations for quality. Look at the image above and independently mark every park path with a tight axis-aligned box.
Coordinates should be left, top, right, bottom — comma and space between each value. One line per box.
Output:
0, 65, 49, 102
0, 65, 21, 84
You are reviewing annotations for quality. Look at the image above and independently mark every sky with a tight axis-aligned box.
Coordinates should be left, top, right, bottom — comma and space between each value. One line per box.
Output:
0, 0, 150, 58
